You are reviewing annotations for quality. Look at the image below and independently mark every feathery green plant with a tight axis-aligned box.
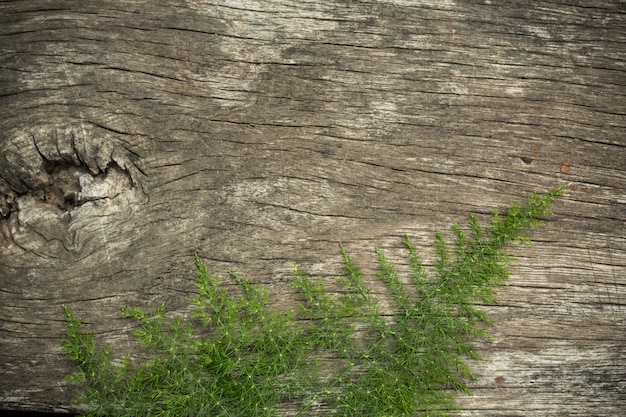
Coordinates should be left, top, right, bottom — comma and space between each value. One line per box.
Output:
62, 184, 568, 416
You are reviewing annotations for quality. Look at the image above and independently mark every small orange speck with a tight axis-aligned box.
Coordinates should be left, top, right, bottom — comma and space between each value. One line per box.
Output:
583, 186, 591, 193
560, 162, 570, 174
495, 376, 505, 384
533, 146, 541, 158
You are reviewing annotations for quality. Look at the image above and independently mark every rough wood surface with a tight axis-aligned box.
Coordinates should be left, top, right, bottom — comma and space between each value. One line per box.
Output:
1, 0, 624, 415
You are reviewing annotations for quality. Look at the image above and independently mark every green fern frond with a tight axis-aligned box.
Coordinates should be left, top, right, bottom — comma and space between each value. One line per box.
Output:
61, 184, 568, 416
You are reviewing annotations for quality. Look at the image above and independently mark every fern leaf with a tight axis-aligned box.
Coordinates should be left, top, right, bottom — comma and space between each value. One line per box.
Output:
61, 184, 568, 417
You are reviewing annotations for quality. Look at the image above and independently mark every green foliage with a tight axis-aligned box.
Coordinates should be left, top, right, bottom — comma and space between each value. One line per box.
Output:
62, 184, 568, 416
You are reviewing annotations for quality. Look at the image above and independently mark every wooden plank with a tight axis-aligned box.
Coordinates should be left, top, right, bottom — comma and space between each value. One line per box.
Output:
0, 0, 624, 415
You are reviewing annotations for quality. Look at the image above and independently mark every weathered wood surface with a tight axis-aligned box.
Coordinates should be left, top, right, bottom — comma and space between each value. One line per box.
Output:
0, 0, 624, 415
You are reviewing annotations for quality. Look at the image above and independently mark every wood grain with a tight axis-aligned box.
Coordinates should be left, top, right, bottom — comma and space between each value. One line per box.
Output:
0, 0, 624, 415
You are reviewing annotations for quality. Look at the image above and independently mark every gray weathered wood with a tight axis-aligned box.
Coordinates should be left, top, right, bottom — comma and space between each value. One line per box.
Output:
1, 0, 624, 415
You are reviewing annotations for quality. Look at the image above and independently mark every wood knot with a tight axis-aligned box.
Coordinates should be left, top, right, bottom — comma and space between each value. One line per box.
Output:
0, 122, 144, 220
0, 122, 147, 254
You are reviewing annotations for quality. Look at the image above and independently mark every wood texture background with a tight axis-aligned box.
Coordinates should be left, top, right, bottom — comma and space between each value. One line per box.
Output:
0, 1, 624, 415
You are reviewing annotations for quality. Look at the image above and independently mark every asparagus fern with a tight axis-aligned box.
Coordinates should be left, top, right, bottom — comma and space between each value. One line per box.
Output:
62, 184, 568, 416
